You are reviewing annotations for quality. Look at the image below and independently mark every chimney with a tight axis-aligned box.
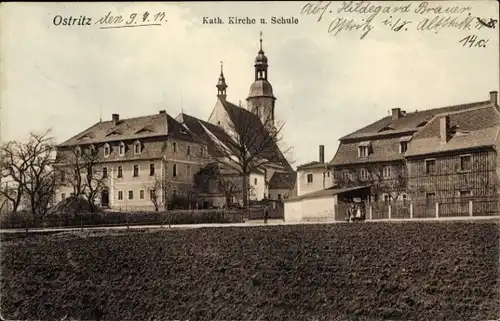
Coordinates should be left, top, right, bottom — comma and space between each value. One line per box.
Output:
319, 145, 325, 163
392, 108, 401, 120
159, 110, 166, 114
112, 113, 119, 124
439, 115, 450, 143
490, 91, 498, 105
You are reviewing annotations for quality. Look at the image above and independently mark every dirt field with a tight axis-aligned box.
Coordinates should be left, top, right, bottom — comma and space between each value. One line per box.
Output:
1, 221, 499, 321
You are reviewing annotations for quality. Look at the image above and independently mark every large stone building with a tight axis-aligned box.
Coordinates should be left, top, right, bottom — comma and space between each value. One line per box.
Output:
54, 36, 293, 210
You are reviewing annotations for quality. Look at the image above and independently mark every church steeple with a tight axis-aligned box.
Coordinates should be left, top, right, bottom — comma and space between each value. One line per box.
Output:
254, 31, 268, 81
247, 32, 276, 130
216, 61, 227, 100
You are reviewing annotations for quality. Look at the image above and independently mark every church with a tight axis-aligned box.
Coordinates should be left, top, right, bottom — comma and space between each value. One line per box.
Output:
54, 35, 294, 210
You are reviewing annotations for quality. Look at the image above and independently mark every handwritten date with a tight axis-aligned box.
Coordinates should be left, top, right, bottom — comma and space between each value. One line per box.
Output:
459, 35, 488, 48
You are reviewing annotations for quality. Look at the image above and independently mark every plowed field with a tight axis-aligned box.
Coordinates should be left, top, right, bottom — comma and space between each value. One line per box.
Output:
1, 221, 499, 321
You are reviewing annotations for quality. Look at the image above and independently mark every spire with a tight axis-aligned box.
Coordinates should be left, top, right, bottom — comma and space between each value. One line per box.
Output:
259, 31, 263, 52
216, 60, 228, 100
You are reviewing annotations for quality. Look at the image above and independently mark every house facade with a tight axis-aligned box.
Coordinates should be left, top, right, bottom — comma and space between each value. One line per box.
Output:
55, 112, 207, 210
296, 145, 334, 197
330, 91, 500, 203
405, 105, 500, 201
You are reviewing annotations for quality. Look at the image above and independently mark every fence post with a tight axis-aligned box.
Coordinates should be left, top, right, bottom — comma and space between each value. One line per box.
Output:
469, 200, 473, 217
409, 203, 413, 219
435, 202, 439, 218
369, 205, 373, 220
388, 204, 392, 220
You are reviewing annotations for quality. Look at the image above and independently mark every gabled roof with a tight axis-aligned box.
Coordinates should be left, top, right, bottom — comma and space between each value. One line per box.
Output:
269, 171, 297, 189
340, 100, 493, 141
405, 106, 500, 157
285, 185, 371, 202
58, 112, 194, 147
220, 100, 293, 171
176, 112, 236, 157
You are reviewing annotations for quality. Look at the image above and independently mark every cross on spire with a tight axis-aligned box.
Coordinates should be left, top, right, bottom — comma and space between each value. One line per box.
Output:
220, 60, 224, 75
259, 31, 263, 51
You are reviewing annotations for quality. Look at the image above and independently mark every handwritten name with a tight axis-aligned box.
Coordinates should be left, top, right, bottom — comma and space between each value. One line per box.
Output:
300, 1, 492, 42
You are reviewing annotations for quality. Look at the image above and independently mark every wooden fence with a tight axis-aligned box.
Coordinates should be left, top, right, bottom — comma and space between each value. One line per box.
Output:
335, 197, 499, 221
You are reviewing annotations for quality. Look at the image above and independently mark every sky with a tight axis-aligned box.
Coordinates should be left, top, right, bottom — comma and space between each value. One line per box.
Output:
1, 1, 499, 168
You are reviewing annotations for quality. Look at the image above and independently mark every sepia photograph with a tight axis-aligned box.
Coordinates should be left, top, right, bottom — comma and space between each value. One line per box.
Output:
1, 1, 499, 320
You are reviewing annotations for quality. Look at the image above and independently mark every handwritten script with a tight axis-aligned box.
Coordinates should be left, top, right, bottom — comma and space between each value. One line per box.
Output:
301, 1, 497, 42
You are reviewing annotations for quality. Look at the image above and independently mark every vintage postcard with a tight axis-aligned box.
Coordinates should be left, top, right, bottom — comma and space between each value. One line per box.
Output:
1, 1, 499, 320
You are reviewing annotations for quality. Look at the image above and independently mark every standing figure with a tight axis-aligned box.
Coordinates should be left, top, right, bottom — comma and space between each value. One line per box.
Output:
264, 204, 269, 224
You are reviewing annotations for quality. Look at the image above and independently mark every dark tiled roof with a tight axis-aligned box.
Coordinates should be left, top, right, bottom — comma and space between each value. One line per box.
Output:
221, 100, 293, 171
330, 136, 407, 166
340, 100, 492, 141
405, 106, 500, 157
269, 171, 297, 189
297, 161, 328, 170
176, 112, 236, 157
59, 112, 196, 147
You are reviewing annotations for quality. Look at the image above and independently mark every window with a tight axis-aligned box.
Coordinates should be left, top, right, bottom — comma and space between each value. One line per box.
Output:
200, 147, 204, 157
278, 194, 282, 200
117, 166, 123, 178
187, 165, 191, 177
460, 190, 472, 197
118, 191, 123, 200
400, 142, 408, 153
460, 155, 471, 171
306, 173, 313, 183
360, 168, 368, 180
104, 144, 110, 157
172, 190, 177, 198
327, 171, 330, 177
133, 165, 139, 177
134, 141, 141, 155
425, 192, 436, 205
383, 194, 391, 202
173, 142, 177, 153
149, 189, 155, 200
358, 146, 368, 157
383, 166, 391, 178
60, 171, 66, 182
254, 178, 258, 185
402, 194, 408, 202
140, 190, 145, 199
172, 164, 177, 177
342, 170, 350, 181
61, 193, 66, 200
119, 142, 125, 156
425, 159, 436, 174
89, 144, 96, 156
128, 190, 134, 200
75, 146, 82, 156
102, 167, 108, 179
187, 145, 191, 155
150, 164, 155, 176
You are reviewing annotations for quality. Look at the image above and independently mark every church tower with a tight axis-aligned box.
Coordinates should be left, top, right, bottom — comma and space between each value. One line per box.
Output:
246, 32, 276, 130
216, 61, 228, 101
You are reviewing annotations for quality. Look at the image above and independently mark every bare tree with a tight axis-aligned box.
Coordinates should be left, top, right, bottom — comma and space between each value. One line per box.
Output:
0, 141, 27, 213
59, 145, 107, 212
146, 174, 164, 212
335, 163, 408, 201
0, 130, 59, 223
202, 108, 292, 208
